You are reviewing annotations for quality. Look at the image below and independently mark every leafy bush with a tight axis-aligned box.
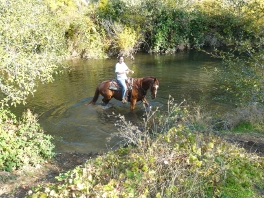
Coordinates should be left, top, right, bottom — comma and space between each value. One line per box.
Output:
64, 14, 107, 59
0, 0, 67, 106
0, 109, 55, 172
26, 99, 264, 197
95, 0, 262, 53
210, 38, 264, 105
148, 9, 191, 53
99, 21, 141, 57
45, 0, 78, 12
196, 1, 264, 106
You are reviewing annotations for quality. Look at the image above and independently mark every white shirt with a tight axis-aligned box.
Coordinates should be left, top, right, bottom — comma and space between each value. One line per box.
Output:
115, 62, 128, 80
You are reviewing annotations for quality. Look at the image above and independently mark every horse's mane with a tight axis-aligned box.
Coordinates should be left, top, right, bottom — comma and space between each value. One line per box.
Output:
144, 76, 155, 79
135, 76, 155, 80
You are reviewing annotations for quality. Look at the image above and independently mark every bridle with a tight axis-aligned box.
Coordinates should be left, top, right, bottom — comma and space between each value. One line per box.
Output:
150, 80, 159, 98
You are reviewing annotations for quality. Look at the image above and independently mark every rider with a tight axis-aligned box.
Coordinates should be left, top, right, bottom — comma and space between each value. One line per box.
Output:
115, 56, 134, 103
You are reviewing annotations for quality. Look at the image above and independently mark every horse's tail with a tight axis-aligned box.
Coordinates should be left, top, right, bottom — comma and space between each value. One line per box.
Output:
88, 86, 100, 105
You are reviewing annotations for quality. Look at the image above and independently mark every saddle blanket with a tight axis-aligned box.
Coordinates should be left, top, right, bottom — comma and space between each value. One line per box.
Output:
109, 77, 133, 91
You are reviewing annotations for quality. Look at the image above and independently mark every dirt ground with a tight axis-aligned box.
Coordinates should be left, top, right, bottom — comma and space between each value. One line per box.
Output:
0, 152, 98, 198
0, 133, 263, 198
220, 132, 264, 157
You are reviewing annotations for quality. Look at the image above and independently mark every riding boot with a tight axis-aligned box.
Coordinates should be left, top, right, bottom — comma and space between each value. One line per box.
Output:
122, 90, 129, 103
125, 91, 130, 102
122, 98, 127, 103
127, 91, 131, 102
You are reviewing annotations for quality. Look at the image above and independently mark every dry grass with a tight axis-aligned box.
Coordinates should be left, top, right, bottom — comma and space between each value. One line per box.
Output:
222, 103, 264, 131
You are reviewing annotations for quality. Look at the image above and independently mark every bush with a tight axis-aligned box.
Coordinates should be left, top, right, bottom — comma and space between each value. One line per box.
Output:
100, 21, 141, 57
211, 39, 264, 105
26, 99, 264, 197
0, 109, 55, 172
64, 14, 107, 59
0, 0, 67, 106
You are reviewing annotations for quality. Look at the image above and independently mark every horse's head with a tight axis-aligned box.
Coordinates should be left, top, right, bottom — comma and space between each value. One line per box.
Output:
150, 77, 159, 99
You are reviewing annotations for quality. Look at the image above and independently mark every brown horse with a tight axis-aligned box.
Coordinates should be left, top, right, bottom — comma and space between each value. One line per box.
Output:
88, 76, 160, 110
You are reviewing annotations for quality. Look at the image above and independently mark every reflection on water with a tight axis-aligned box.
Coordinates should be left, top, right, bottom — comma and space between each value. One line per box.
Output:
12, 51, 223, 153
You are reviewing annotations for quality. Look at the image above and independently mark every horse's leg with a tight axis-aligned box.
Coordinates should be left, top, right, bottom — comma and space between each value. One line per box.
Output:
101, 90, 113, 105
130, 99, 137, 111
142, 97, 150, 107
102, 98, 110, 105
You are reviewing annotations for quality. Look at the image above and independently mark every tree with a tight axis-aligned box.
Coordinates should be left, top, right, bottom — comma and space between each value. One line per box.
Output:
0, 0, 67, 107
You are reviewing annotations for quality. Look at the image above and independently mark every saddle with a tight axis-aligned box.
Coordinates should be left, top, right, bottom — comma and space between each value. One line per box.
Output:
109, 77, 133, 91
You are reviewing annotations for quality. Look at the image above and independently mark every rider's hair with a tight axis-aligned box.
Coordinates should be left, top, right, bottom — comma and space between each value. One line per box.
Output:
118, 55, 124, 60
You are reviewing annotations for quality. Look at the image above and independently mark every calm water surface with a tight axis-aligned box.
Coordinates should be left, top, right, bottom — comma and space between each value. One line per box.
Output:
14, 51, 223, 153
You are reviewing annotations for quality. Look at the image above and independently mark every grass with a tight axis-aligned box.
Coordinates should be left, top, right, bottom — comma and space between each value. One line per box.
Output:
222, 103, 264, 133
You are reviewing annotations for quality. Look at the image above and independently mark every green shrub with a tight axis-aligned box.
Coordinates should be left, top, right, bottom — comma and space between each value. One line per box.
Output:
0, 0, 67, 106
211, 40, 264, 105
44, 0, 77, 13
148, 9, 191, 53
99, 22, 141, 57
26, 99, 264, 197
64, 15, 107, 59
39, 0, 264, 57
0, 109, 55, 172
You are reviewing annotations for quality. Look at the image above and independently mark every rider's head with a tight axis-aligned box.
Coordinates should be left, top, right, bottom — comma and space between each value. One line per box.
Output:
118, 56, 124, 63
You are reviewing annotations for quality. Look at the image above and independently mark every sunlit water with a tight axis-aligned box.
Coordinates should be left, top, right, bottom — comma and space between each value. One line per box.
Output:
12, 51, 225, 153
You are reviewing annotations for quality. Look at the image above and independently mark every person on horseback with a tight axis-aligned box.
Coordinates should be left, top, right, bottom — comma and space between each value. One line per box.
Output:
115, 56, 134, 103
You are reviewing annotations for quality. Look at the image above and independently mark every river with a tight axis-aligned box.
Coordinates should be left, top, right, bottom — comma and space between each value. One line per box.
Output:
13, 50, 224, 154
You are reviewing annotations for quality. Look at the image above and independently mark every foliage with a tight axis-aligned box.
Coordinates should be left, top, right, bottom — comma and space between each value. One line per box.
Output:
0, 109, 55, 172
10, 0, 259, 60
27, 98, 264, 197
196, 1, 264, 105
100, 20, 141, 57
97, 0, 123, 21
43, 0, 264, 57
94, 0, 263, 54
210, 37, 264, 105
115, 26, 140, 57
64, 12, 107, 59
44, 0, 78, 13
0, 0, 67, 107
149, 9, 191, 53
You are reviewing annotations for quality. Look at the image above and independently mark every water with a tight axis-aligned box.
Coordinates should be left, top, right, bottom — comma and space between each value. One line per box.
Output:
13, 51, 223, 153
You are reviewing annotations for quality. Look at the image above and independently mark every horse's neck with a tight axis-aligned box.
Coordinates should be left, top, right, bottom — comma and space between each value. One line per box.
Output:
141, 77, 153, 90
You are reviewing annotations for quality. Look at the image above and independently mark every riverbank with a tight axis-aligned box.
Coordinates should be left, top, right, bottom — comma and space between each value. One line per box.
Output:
0, 152, 98, 198
1, 132, 263, 198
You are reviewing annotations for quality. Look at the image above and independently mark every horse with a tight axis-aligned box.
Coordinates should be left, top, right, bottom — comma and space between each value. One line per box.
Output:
88, 76, 160, 111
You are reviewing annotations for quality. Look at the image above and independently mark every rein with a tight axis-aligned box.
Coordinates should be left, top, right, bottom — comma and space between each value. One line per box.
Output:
140, 86, 147, 94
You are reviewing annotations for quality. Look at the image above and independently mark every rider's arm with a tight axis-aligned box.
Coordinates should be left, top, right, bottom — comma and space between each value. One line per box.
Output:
116, 69, 133, 74
116, 71, 128, 75
126, 69, 134, 74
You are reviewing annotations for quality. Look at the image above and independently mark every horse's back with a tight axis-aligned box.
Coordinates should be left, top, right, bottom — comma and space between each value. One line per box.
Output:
98, 80, 111, 88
